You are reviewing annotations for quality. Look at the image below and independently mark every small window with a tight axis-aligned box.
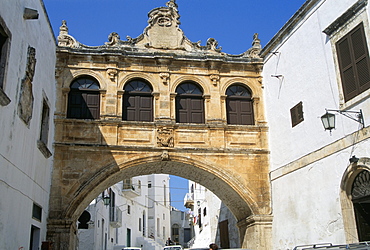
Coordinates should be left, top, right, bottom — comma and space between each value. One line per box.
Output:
123, 79, 153, 122
290, 101, 304, 127
0, 22, 9, 90
32, 203, 42, 221
67, 76, 100, 119
127, 205, 131, 214
148, 181, 152, 188
40, 100, 50, 145
336, 23, 370, 101
226, 84, 254, 125
175, 81, 204, 123
37, 99, 52, 158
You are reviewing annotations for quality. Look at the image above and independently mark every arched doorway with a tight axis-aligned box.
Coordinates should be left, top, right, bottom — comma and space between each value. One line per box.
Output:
341, 158, 370, 243
351, 170, 370, 241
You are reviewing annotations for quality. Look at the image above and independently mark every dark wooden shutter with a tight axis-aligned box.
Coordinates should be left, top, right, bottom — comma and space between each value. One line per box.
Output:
85, 93, 100, 119
123, 94, 153, 122
139, 95, 153, 122
290, 101, 304, 127
336, 23, 370, 101
67, 91, 100, 119
226, 97, 254, 125
176, 96, 204, 123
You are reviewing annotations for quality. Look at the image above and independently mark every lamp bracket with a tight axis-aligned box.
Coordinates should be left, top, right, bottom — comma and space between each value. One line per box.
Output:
326, 109, 365, 128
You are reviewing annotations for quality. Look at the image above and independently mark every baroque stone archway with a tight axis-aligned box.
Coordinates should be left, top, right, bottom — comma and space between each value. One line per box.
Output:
48, 140, 272, 249
49, 1, 271, 249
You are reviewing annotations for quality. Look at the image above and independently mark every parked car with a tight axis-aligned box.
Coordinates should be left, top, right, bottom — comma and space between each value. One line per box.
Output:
163, 245, 184, 250
113, 246, 142, 250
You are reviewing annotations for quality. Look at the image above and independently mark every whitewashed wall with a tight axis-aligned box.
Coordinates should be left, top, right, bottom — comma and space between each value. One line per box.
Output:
0, 0, 56, 249
263, 0, 370, 248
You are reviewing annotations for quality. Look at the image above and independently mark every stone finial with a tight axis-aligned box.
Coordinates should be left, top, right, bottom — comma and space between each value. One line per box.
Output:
252, 33, 261, 49
59, 20, 68, 36
57, 20, 78, 48
166, 0, 178, 10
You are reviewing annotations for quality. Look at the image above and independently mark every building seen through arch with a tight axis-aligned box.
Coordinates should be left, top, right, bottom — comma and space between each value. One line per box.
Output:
2, 0, 370, 249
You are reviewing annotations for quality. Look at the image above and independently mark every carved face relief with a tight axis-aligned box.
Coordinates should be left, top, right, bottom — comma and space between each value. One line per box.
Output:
157, 16, 172, 27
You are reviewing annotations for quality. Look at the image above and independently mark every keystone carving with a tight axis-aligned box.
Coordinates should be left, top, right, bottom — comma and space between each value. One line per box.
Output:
210, 74, 220, 86
157, 127, 174, 147
107, 68, 118, 81
160, 73, 170, 85
161, 150, 170, 161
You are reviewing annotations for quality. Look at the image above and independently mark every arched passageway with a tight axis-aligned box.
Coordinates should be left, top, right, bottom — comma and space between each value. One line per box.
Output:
47, 138, 272, 249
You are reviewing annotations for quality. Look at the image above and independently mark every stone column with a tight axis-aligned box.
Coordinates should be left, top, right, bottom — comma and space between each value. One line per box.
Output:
238, 214, 273, 250
47, 219, 77, 250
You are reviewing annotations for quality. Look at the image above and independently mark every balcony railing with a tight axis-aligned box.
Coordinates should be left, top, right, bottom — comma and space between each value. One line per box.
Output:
109, 206, 122, 228
184, 193, 194, 208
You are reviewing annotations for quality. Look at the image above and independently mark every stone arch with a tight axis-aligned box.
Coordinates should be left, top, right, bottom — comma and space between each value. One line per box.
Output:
63, 69, 108, 90
222, 78, 260, 97
119, 73, 157, 92
66, 156, 258, 222
171, 76, 209, 95
340, 157, 370, 243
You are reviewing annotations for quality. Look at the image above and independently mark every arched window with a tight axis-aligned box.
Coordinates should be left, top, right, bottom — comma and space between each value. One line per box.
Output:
171, 224, 180, 244
67, 76, 100, 119
175, 82, 204, 123
123, 79, 153, 122
226, 84, 254, 125
351, 170, 370, 241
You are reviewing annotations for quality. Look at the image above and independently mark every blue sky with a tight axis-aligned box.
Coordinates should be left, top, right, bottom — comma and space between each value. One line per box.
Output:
43, 0, 306, 211
43, 0, 306, 55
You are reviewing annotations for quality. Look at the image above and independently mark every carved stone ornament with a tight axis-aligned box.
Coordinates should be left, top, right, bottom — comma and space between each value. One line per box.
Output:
157, 127, 174, 147
210, 74, 220, 86
161, 150, 170, 161
107, 68, 118, 81
244, 33, 262, 58
105, 32, 121, 46
57, 20, 79, 48
18, 46, 36, 125
206, 38, 222, 52
159, 73, 170, 85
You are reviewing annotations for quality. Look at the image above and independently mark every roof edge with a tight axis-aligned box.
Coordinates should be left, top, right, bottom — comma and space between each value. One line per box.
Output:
261, 0, 320, 57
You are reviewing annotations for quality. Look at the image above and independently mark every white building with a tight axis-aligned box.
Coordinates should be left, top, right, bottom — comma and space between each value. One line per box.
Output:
262, 0, 370, 248
0, 0, 56, 249
170, 208, 192, 247
78, 174, 171, 250
184, 181, 240, 249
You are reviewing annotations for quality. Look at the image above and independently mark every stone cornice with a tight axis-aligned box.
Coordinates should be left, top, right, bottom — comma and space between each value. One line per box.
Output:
270, 126, 370, 181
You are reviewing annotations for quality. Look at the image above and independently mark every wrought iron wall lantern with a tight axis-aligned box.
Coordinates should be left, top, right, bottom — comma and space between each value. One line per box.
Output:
96, 194, 111, 206
321, 109, 365, 133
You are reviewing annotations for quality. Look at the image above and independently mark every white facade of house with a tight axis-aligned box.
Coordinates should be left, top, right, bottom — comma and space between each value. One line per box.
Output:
262, 0, 370, 249
0, 0, 56, 249
78, 174, 171, 250
185, 181, 240, 249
